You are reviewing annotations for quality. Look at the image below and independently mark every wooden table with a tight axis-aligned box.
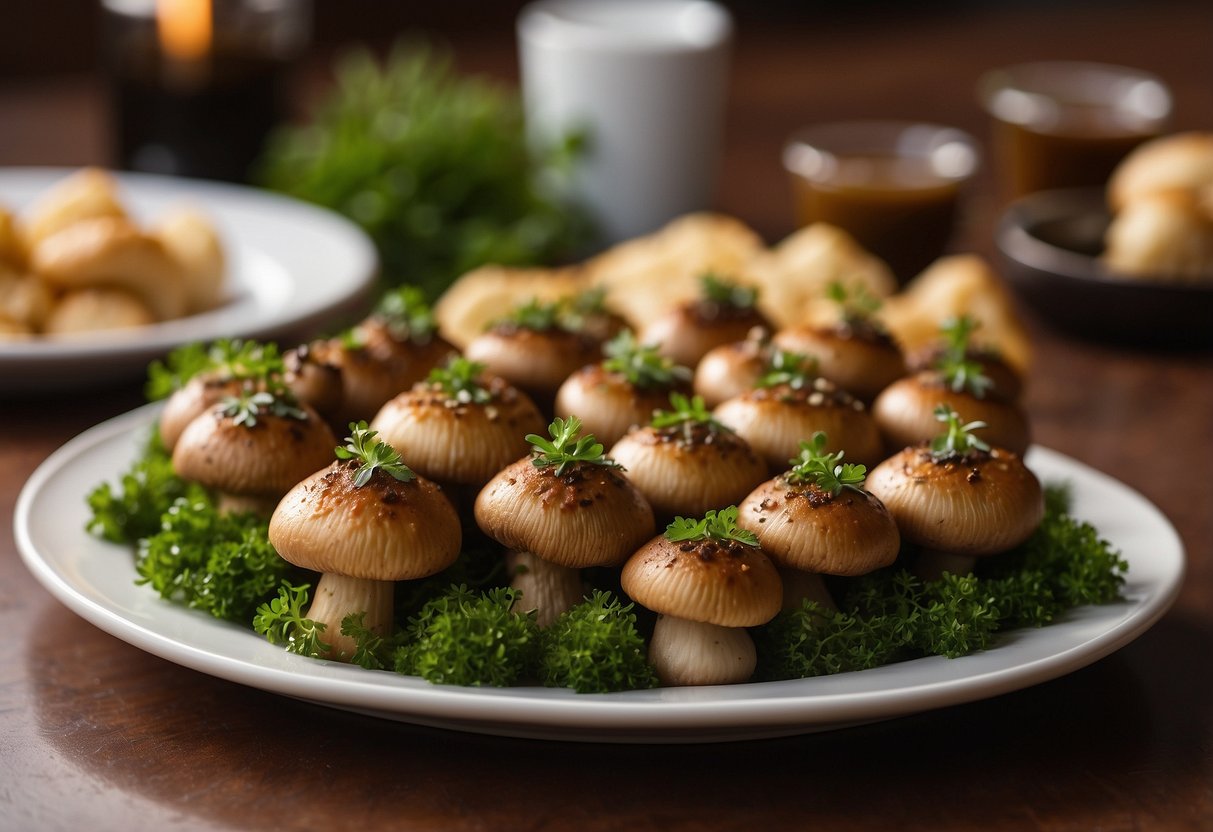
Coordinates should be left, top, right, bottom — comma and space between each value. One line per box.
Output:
2, 3, 1211, 829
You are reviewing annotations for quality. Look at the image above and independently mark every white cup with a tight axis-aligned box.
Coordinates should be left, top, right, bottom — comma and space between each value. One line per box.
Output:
518, 0, 733, 245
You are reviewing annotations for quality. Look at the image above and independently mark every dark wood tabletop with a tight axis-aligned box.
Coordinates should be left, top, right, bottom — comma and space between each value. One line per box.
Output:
2, 2, 1212, 830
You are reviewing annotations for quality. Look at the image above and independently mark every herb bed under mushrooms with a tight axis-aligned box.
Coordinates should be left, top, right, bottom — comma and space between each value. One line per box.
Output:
85, 335, 1129, 693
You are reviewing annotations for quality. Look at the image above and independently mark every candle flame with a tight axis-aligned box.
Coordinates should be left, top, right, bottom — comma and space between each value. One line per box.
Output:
157, 0, 212, 61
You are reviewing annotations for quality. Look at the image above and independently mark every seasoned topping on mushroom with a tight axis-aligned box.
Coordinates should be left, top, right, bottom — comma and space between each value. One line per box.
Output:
219, 388, 308, 428
601, 329, 692, 390
784, 431, 868, 497
825, 280, 891, 341
928, 405, 991, 462
368, 285, 438, 345
650, 392, 731, 443
933, 315, 997, 399
665, 506, 759, 548
425, 356, 494, 405
334, 421, 416, 487
527, 416, 623, 478
695, 272, 760, 320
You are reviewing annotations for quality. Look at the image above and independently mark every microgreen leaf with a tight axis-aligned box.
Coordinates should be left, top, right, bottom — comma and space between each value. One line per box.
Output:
501, 297, 563, 332
650, 392, 730, 439
374, 285, 436, 343
602, 330, 691, 389
335, 421, 416, 487
700, 273, 757, 309
664, 506, 759, 547
219, 389, 307, 428
427, 356, 492, 404
929, 405, 991, 460
934, 316, 993, 398
785, 431, 867, 495
756, 348, 815, 390
826, 280, 882, 327
525, 416, 621, 477
146, 339, 284, 401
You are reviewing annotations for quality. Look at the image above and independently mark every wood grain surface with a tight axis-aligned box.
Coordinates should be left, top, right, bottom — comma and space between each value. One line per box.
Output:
2, 2, 1211, 830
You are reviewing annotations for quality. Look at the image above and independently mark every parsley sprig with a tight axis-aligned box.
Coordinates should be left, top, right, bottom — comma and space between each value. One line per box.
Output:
826, 280, 882, 327
756, 348, 815, 390
526, 416, 621, 477
219, 389, 307, 428
786, 432, 867, 495
664, 506, 759, 547
700, 273, 758, 310
929, 405, 991, 461
335, 421, 417, 487
146, 339, 283, 401
501, 297, 563, 332
602, 330, 691, 389
427, 356, 492, 404
935, 316, 993, 399
650, 392, 729, 438
253, 583, 331, 657
374, 285, 437, 343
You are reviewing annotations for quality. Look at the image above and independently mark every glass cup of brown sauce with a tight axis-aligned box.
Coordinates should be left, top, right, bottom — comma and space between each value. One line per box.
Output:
783, 120, 980, 283
979, 61, 1172, 201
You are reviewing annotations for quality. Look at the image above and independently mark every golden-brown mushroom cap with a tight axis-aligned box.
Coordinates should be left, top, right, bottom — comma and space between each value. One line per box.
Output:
773, 325, 906, 402
171, 403, 337, 499
372, 374, 545, 486
640, 302, 770, 370
159, 373, 249, 452
693, 332, 768, 409
269, 462, 461, 580
609, 424, 768, 519
866, 446, 1044, 556
872, 371, 1031, 457
621, 535, 782, 627
474, 459, 654, 569
737, 477, 900, 575
554, 364, 687, 449
32, 216, 187, 321
465, 325, 601, 402
312, 332, 454, 426
714, 381, 883, 469
284, 344, 344, 421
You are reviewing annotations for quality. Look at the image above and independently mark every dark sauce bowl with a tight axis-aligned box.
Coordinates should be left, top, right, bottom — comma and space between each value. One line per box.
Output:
996, 188, 1213, 348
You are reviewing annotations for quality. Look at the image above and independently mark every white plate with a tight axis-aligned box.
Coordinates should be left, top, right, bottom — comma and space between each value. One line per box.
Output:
0, 168, 377, 392
14, 405, 1185, 743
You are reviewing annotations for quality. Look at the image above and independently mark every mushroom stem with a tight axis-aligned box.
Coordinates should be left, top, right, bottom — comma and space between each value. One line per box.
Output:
648, 614, 757, 686
778, 567, 838, 613
915, 550, 978, 582
216, 491, 280, 518
306, 573, 394, 662
506, 551, 585, 628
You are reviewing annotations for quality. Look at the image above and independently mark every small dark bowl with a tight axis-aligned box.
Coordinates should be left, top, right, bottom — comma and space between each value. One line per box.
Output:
996, 188, 1213, 348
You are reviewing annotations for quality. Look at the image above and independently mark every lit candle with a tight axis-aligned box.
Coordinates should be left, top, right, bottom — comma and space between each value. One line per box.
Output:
102, 0, 309, 183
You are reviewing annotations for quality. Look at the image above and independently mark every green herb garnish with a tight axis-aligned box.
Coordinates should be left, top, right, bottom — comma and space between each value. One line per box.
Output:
253, 583, 330, 657
334, 421, 416, 487
826, 280, 882, 327
138, 497, 294, 623
650, 392, 729, 437
501, 297, 563, 332
935, 315, 993, 398
427, 356, 492, 404
146, 339, 283, 401
374, 285, 437, 343
259, 41, 591, 299
700, 273, 758, 310
539, 590, 658, 693
219, 389, 308, 428
756, 348, 815, 390
602, 330, 691, 389
665, 506, 759, 547
929, 405, 991, 460
526, 416, 621, 477
786, 432, 867, 496
393, 585, 539, 686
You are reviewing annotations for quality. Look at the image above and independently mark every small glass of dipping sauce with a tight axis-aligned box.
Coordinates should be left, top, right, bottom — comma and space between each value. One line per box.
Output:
978, 61, 1172, 200
783, 120, 980, 282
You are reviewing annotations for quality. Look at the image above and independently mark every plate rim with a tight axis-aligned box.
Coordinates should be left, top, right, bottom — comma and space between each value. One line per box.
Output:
14, 404, 1187, 742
